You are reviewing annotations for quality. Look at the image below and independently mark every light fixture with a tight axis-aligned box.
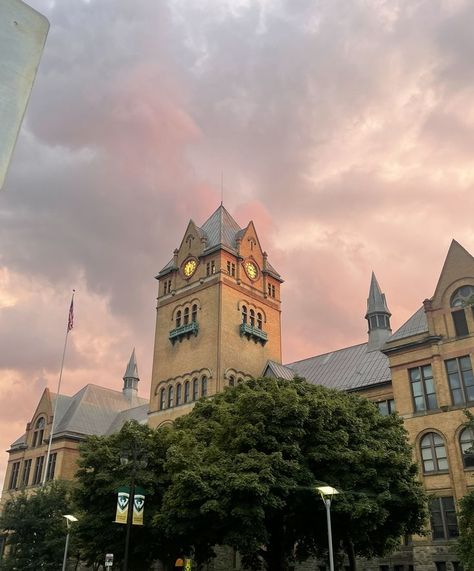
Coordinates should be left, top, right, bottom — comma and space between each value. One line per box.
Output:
316, 485, 339, 571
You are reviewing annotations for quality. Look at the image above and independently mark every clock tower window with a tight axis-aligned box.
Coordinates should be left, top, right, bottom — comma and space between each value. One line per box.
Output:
242, 305, 248, 324
159, 388, 166, 411
184, 381, 190, 403
201, 376, 208, 397
257, 312, 263, 329
176, 311, 181, 328
250, 309, 255, 327
168, 386, 174, 408
176, 384, 182, 406
192, 304, 198, 322
193, 378, 199, 401
184, 307, 189, 325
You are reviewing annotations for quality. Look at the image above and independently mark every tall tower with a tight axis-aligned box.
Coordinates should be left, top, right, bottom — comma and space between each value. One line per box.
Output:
148, 205, 283, 427
122, 348, 140, 402
365, 272, 392, 352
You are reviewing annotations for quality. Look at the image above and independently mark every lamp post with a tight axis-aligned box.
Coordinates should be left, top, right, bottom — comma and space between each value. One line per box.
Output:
316, 485, 339, 571
120, 447, 148, 571
62, 514, 78, 571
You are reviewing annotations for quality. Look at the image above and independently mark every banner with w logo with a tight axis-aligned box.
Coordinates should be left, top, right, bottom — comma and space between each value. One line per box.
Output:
115, 486, 145, 525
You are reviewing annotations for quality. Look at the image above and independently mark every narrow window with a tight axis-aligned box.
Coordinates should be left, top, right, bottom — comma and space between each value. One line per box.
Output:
452, 309, 469, 337
460, 427, 474, 468
446, 356, 474, 405
193, 378, 199, 401
268, 284, 272, 296
32, 417, 45, 448
231, 263, 236, 277
192, 304, 198, 322
201, 376, 208, 397
272, 285, 276, 297
420, 432, 448, 473
168, 386, 174, 408
206, 262, 211, 276
22, 459, 32, 486
176, 384, 182, 406
159, 388, 166, 410
257, 312, 263, 329
184, 307, 189, 325
242, 305, 247, 324
32, 456, 44, 485
164, 281, 168, 295
429, 497, 458, 539
250, 309, 255, 327
184, 381, 190, 403
211, 260, 216, 274
409, 365, 437, 411
176, 311, 182, 328
227, 261, 231, 274
9, 462, 20, 490
46, 453, 57, 481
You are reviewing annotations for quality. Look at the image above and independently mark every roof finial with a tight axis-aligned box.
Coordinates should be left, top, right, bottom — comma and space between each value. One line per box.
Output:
221, 171, 224, 206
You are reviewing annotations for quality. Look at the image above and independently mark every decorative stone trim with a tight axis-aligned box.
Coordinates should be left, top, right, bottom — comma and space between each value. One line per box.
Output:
169, 322, 199, 344
240, 323, 267, 345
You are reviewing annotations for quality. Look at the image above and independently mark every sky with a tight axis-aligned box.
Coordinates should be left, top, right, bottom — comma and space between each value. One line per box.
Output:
1, 0, 474, 487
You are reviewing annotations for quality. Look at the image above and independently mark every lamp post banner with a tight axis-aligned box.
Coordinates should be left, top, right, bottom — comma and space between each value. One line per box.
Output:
115, 486, 130, 524
132, 486, 145, 526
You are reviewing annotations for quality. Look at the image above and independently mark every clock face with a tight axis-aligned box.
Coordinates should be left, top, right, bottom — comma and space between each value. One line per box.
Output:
183, 259, 197, 278
244, 261, 258, 280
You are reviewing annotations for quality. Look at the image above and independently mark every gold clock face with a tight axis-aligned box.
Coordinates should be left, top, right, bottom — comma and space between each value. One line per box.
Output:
244, 261, 258, 280
183, 259, 197, 278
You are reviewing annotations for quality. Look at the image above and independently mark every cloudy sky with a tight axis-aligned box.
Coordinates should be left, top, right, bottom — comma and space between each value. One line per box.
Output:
2, 0, 474, 486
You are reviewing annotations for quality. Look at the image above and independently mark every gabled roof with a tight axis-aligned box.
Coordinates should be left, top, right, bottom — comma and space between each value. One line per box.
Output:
263, 361, 295, 380
266, 342, 391, 392
388, 306, 428, 342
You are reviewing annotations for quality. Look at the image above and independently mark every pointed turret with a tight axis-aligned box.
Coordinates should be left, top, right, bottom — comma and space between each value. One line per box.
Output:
123, 349, 139, 400
365, 272, 392, 352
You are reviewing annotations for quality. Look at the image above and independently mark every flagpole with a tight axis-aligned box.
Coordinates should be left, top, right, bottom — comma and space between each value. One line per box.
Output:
42, 290, 75, 486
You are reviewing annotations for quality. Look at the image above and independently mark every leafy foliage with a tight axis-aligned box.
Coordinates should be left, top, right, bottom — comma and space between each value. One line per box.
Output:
458, 489, 474, 571
156, 377, 427, 571
73, 420, 176, 570
0, 481, 76, 570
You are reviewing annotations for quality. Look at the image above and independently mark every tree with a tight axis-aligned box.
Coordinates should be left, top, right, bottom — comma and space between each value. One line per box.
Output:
0, 481, 76, 570
458, 489, 474, 571
73, 420, 178, 570
156, 377, 427, 571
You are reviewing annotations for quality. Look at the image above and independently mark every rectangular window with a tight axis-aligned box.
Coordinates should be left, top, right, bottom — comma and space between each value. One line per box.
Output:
206, 261, 216, 276
409, 365, 438, 411
452, 309, 469, 337
32, 456, 44, 485
377, 399, 396, 416
9, 461, 20, 490
164, 281, 168, 295
430, 497, 458, 539
22, 459, 32, 486
446, 356, 474, 405
46, 452, 57, 481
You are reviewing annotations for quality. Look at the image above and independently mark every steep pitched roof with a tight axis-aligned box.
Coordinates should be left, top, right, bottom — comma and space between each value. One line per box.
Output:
432, 240, 474, 306
200, 204, 242, 252
366, 272, 391, 316
388, 306, 428, 341
266, 343, 390, 391
106, 403, 149, 435
123, 348, 139, 379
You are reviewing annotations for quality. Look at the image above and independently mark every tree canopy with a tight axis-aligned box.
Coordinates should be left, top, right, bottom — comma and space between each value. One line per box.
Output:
0, 481, 76, 570
156, 377, 427, 571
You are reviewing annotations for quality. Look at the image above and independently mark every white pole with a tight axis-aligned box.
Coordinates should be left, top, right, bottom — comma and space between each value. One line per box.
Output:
62, 527, 70, 571
324, 497, 335, 571
42, 291, 74, 486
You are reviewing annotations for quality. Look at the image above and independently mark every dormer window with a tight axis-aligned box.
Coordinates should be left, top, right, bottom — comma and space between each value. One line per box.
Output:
450, 286, 474, 337
32, 417, 45, 447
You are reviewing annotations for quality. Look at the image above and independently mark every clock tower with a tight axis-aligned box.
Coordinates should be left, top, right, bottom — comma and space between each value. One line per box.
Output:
148, 205, 283, 427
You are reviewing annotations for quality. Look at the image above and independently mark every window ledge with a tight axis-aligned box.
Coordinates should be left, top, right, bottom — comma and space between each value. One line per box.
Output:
169, 322, 199, 344
423, 470, 450, 476
240, 323, 268, 345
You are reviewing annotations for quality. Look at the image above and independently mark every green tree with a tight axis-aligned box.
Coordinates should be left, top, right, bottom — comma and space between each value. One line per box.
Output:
156, 377, 426, 571
458, 489, 474, 571
0, 481, 77, 570
73, 420, 178, 570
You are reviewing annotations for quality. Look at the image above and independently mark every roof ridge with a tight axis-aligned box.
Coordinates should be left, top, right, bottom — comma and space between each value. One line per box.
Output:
286, 342, 369, 366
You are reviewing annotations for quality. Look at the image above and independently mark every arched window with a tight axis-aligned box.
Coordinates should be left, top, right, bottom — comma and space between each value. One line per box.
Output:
159, 388, 166, 410
168, 386, 174, 408
201, 376, 208, 397
250, 309, 255, 327
184, 381, 190, 403
242, 305, 247, 324
176, 311, 182, 328
229, 375, 235, 387
257, 312, 262, 329
451, 285, 474, 307
184, 307, 189, 325
176, 383, 182, 406
460, 427, 474, 468
193, 378, 199, 401
420, 432, 448, 473
450, 286, 474, 337
32, 417, 45, 447
192, 304, 198, 322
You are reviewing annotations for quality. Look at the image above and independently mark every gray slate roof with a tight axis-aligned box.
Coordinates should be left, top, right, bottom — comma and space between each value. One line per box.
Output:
106, 404, 149, 435
265, 342, 391, 392
388, 306, 428, 342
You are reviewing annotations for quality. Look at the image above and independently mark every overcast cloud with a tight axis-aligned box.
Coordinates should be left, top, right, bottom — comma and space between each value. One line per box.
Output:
1, 0, 474, 485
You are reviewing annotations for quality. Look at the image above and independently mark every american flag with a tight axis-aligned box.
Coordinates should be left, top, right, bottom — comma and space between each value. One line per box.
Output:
67, 293, 74, 331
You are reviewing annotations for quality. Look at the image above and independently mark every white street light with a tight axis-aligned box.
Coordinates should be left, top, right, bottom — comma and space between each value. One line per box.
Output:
316, 486, 339, 571
62, 514, 78, 571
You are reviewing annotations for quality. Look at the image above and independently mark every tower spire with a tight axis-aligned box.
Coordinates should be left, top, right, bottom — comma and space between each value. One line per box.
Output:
123, 348, 139, 399
365, 272, 392, 352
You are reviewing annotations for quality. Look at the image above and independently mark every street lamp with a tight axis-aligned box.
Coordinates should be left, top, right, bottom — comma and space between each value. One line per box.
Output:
62, 514, 78, 571
316, 485, 339, 571
120, 447, 148, 571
